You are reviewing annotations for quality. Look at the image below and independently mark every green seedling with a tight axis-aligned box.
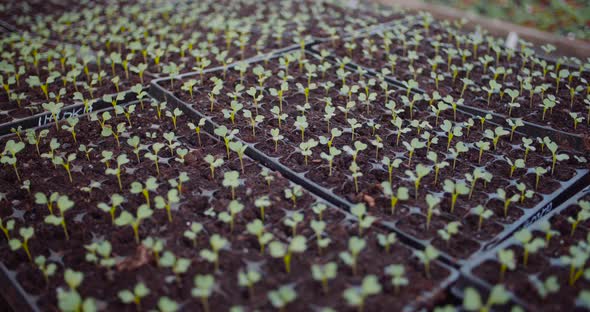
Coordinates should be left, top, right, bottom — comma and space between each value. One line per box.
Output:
9, 227, 34, 261
312, 262, 338, 293
269, 236, 307, 274
115, 204, 153, 243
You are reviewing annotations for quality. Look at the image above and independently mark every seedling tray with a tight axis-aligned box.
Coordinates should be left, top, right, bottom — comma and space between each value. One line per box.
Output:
0, 92, 458, 311
153, 46, 590, 270
453, 185, 590, 310
0, 88, 146, 137
306, 44, 589, 153
150, 76, 461, 312
309, 24, 590, 152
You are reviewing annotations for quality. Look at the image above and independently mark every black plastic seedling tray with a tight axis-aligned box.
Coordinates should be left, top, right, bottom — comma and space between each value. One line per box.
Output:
152, 47, 590, 269
453, 185, 590, 310
0, 98, 146, 311
307, 38, 590, 152
0, 88, 147, 137
0, 89, 460, 312
150, 76, 461, 312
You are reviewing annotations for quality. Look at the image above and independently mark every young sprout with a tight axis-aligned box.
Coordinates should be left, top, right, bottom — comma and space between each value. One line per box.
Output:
181, 79, 198, 99
61, 117, 79, 143
497, 249, 516, 282
270, 128, 284, 152
438, 221, 461, 247
9, 227, 34, 261
105, 154, 129, 191
299, 139, 319, 166
214, 126, 239, 159
142, 237, 165, 266
284, 211, 304, 236
0, 217, 15, 241
450, 141, 468, 170
192, 274, 215, 312
199, 234, 228, 271
183, 222, 203, 248
406, 164, 432, 199
534, 167, 549, 190
269, 236, 307, 273
165, 108, 184, 130
348, 118, 362, 141
541, 96, 556, 121
312, 262, 338, 293
25, 129, 49, 156
425, 194, 441, 231
188, 118, 207, 146
53, 153, 76, 183
426, 152, 448, 185
242, 110, 264, 136
349, 162, 363, 193
496, 189, 520, 218
415, 244, 439, 279
568, 200, 590, 236
440, 120, 463, 151
507, 118, 524, 142
320, 147, 342, 177
228, 141, 247, 173
219, 200, 244, 233
261, 168, 275, 188
545, 138, 569, 175
342, 275, 382, 312
41, 102, 64, 130
560, 238, 590, 286
483, 127, 509, 151
35, 255, 57, 284
569, 112, 584, 130
504, 157, 525, 178
381, 182, 409, 215
246, 219, 274, 254
443, 179, 469, 214
238, 268, 262, 298
101, 122, 126, 148
85, 240, 116, 275
160, 251, 191, 282
340, 236, 366, 276
463, 285, 510, 311
268, 285, 297, 312
514, 229, 545, 267
223, 171, 240, 199
118, 282, 150, 310
294, 115, 309, 142
351, 204, 376, 236
381, 157, 403, 184
401, 79, 419, 97
472, 205, 493, 231
44, 196, 74, 240
533, 275, 559, 299
222, 101, 243, 125
402, 138, 425, 165
115, 204, 153, 243
378, 232, 397, 253
536, 220, 559, 246
271, 106, 288, 128
144, 142, 164, 176
284, 185, 303, 207
35, 192, 60, 214
156, 297, 178, 312
310, 219, 331, 255
130, 177, 158, 207
1, 140, 25, 181
155, 189, 180, 223
97, 194, 124, 224
58, 269, 97, 312
385, 264, 408, 294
